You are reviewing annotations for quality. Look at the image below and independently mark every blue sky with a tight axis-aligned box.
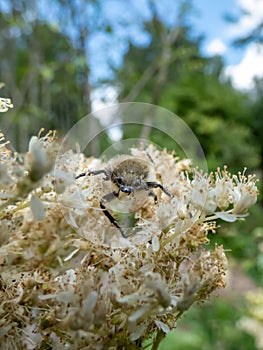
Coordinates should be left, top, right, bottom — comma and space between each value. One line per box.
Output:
192, 0, 241, 63
193, 0, 263, 89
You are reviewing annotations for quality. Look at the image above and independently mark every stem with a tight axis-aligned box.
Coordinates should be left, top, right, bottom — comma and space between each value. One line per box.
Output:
152, 330, 165, 350
0, 200, 30, 219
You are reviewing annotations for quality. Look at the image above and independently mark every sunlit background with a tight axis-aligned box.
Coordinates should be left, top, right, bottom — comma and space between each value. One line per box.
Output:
0, 0, 263, 349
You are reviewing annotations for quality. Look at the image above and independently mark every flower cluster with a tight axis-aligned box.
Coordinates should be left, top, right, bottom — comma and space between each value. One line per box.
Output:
0, 97, 13, 112
0, 131, 258, 349
0, 84, 13, 112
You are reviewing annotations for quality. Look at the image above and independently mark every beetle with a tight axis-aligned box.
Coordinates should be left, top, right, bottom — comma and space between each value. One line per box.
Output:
76, 155, 173, 237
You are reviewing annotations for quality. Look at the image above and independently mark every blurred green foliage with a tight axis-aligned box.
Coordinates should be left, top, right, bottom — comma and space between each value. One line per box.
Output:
159, 299, 256, 350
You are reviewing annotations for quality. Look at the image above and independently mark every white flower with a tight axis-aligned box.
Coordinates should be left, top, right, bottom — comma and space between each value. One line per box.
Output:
191, 173, 209, 208
155, 320, 170, 334
25, 136, 53, 181
213, 174, 232, 210
0, 163, 13, 186
231, 173, 258, 214
0, 97, 13, 112
30, 194, 45, 222
53, 170, 75, 194
194, 168, 258, 221
214, 211, 247, 222
231, 184, 258, 214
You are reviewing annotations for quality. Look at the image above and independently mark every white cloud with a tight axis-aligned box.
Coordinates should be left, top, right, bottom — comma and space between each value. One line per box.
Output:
206, 39, 227, 55
228, 0, 263, 37
91, 85, 119, 118
223, 0, 263, 90
91, 86, 122, 141
224, 43, 263, 89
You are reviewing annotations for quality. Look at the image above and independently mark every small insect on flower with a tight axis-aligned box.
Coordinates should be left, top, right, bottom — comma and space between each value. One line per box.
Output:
76, 155, 174, 237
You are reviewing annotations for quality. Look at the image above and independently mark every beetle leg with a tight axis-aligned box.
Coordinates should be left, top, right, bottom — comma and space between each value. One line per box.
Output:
100, 191, 139, 238
75, 172, 87, 179
146, 151, 155, 164
146, 181, 174, 197
100, 191, 128, 238
76, 169, 109, 181
148, 190, 158, 203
